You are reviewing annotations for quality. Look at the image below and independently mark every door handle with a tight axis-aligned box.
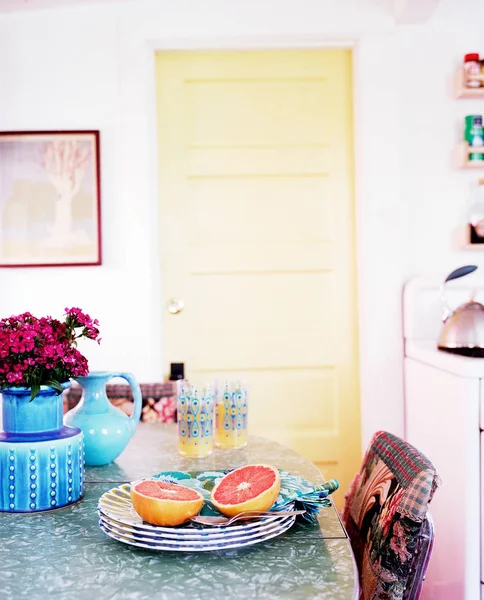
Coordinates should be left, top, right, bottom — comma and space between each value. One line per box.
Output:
166, 298, 184, 315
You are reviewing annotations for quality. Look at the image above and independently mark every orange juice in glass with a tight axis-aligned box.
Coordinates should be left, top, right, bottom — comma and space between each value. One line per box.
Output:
215, 382, 248, 449
177, 384, 214, 458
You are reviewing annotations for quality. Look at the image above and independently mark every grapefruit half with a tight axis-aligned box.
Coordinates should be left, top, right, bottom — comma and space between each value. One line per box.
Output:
210, 464, 281, 517
130, 480, 204, 526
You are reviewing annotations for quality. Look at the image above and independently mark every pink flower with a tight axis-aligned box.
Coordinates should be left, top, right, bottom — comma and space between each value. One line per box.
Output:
381, 488, 406, 536
154, 397, 177, 423
64, 308, 100, 341
389, 521, 412, 563
6, 371, 23, 383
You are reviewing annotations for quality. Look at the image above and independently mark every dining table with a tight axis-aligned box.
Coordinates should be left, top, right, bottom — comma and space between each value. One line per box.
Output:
0, 423, 360, 600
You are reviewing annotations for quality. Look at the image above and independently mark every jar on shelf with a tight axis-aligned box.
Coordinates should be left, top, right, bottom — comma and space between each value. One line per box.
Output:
465, 115, 484, 161
464, 53, 481, 88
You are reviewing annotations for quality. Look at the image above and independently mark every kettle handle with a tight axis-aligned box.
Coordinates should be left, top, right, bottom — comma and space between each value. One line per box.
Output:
441, 265, 479, 321
107, 372, 142, 427
444, 265, 478, 283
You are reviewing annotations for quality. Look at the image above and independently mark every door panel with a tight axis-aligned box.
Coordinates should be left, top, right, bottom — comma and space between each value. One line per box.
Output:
184, 79, 331, 146
156, 50, 360, 503
189, 177, 334, 239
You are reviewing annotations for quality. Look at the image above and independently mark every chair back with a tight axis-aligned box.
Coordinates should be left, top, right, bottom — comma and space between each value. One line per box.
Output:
403, 512, 435, 600
342, 431, 439, 600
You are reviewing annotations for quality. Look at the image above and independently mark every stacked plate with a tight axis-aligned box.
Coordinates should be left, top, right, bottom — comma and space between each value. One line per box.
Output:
98, 483, 297, 552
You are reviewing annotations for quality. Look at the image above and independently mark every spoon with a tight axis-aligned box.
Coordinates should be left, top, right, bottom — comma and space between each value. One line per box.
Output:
191, 509, 306, 526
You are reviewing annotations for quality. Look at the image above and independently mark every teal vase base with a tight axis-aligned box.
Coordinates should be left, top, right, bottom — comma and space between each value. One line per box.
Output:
0, 425, 82, 444
3, 493, 85, 514
0, 430, 85, 513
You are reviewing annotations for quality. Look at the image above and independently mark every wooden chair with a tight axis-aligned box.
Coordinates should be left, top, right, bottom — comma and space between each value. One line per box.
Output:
342, 431, 440, 600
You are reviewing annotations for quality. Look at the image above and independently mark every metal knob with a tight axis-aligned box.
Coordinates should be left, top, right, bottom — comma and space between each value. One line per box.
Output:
166, 298, 184, 315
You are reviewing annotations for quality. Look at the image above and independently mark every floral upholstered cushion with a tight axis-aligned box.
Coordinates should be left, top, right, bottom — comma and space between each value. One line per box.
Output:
342, 431, 440, 600
63, 382, 177, 423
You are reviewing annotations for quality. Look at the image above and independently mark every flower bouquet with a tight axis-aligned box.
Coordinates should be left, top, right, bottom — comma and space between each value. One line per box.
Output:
0, 308, 100, 513
0, 307, 100, 401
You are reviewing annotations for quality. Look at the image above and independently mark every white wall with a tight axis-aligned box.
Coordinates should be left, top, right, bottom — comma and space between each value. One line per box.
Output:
1, 0, 483, 450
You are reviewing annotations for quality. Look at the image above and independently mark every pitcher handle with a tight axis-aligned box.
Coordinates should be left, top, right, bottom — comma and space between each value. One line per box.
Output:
108, 372, 142, 428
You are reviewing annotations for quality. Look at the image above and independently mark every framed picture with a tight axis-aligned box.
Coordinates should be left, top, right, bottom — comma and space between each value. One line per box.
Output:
0, 130, 101, 267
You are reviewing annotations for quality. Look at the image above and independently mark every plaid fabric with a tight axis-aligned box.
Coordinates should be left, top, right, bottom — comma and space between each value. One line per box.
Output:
63, 382, 177, 423
342, 430, 440, 600
372, 431, 439, 522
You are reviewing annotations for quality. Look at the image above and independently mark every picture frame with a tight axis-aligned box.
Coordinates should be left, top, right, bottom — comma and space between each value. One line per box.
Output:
0, 130, 102, 267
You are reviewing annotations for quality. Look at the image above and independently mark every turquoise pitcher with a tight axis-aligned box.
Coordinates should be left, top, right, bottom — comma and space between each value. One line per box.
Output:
64, 371, 142, 467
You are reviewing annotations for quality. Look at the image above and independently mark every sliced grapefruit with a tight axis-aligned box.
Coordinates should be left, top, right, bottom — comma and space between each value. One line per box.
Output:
210, 464, 281, 517
130, 480, 204, 526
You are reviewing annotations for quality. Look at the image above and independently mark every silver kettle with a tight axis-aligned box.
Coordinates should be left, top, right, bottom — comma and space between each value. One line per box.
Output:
438, 265, 484, 356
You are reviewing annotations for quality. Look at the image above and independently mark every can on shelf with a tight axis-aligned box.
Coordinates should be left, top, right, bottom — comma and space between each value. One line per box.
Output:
465, 115, 484, 161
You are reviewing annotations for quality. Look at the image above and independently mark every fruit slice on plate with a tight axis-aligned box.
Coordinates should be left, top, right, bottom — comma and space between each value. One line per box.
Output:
211, 464, 281, 517
130, 480, 204, 526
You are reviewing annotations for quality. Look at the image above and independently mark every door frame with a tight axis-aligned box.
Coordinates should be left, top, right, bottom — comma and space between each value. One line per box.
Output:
146, 34, 404, 453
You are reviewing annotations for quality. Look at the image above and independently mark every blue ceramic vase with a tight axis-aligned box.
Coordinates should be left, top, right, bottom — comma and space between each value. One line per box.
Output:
0, 382, 84, 513
64, 371, 142, 467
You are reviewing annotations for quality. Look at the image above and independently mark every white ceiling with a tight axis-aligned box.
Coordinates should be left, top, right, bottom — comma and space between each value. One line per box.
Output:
0, 0, 442, 23
393, 0, 441, 23
0, 0, 136, 11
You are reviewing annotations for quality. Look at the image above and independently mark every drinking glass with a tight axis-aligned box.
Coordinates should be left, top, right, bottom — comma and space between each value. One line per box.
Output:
215, 381, 248, 449
177, 383, 214, 458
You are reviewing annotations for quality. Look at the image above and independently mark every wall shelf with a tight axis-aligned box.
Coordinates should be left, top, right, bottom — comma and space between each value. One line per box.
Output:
455, 69, 484, 99
456, 142, 484, 168
453, 225, 484, 251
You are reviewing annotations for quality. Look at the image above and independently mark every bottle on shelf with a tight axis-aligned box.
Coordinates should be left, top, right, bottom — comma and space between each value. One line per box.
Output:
464, 53, 481, 88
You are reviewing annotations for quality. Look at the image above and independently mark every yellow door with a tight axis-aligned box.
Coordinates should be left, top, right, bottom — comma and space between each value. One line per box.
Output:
155, 49, 360, 504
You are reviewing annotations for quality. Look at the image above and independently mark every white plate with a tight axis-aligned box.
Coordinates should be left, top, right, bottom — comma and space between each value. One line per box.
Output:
99, 513, 295, 546
98, 509, 295, 542
99, 514, 295, 547
99, 515, 295, 552
98, 506, 295, 541
98, 483, 295, 537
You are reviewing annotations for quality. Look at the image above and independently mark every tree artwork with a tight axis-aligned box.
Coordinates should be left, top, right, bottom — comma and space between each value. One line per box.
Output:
39, 139, 92, 247
0, 131, 101, 266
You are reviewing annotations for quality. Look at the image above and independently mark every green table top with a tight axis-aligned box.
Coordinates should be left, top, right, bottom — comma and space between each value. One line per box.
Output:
1, 423, 359, 600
